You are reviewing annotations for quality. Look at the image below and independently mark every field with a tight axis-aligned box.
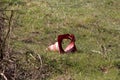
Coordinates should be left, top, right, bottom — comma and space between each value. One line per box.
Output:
1, 0, 120, 80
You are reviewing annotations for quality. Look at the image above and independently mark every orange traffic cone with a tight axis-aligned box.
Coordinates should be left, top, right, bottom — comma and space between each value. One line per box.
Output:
47, 34, 77, 53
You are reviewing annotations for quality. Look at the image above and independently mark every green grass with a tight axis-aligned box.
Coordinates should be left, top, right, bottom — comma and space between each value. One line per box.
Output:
4, 0, 120, 80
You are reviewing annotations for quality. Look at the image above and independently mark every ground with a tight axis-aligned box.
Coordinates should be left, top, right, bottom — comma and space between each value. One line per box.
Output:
2, 0, 120, 80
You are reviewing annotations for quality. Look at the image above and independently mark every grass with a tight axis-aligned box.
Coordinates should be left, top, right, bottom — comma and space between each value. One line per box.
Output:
2, 0, 120, 80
